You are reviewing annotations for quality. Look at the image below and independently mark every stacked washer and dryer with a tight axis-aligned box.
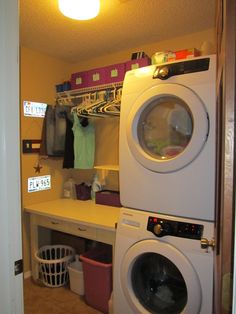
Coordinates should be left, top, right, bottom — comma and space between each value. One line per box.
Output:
113, 55, 216, 314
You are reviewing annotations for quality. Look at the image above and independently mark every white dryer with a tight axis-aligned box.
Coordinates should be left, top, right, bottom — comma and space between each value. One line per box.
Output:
113, 207, 214, 314
119, 55, 216, 221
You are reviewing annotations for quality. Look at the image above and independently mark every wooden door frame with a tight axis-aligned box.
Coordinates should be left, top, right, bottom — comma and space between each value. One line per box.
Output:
215, 0, 236, 313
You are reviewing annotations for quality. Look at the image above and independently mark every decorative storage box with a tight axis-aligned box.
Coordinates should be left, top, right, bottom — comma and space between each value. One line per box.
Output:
167, 48, 200, 62
125, 57, 151, 72
71, 71, 89, 90
104, 63, 125, 84
87, 67, 106, 87
95, 190, 121, 207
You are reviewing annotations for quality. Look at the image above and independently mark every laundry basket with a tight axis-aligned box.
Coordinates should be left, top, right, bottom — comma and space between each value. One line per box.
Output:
35, 245, 75, 288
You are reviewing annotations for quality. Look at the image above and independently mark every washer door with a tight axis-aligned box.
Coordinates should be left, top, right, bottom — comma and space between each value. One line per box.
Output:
127, 84, 209, 172
121, 240, 201, 314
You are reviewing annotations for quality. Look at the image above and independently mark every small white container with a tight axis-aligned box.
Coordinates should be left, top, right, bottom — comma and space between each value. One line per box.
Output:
63, 178, 76, 199
68, 259, 84, 295
108, 292, 113, 314
151, 51, 169, 65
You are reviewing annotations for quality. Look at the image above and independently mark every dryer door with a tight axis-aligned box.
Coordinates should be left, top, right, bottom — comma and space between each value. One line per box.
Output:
127, 83, 209, 172
121, 239, 201, 314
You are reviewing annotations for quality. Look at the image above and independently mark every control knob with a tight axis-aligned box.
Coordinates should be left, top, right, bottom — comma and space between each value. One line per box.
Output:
158, 66, 169, 79
153, 223, 163, 236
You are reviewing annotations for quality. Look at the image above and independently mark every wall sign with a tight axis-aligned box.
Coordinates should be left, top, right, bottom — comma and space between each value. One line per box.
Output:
28, 175, 51, 193
23, 101, 47, 118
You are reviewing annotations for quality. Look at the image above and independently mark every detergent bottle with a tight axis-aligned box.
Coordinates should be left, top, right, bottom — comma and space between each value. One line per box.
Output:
91, 174, 102, 200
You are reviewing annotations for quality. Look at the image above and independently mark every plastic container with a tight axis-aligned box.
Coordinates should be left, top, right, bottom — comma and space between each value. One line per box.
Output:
91, 174, 102, 200
68, 256, 84, 295
80, 245, 113, 313
35, 245, 75, 288
95, 190, 121, 207
63, 178, 76, 199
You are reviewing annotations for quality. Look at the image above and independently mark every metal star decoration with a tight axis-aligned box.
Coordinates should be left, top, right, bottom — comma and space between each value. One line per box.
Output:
34, 162, 43, 174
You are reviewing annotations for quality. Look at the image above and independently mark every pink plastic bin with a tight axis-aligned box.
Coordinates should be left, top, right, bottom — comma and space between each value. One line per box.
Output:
80, 245, 112, 313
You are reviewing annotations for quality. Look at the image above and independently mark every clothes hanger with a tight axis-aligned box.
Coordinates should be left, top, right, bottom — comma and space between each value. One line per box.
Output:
77, 94, 106, 118
98, 88, 121, 116
70, 86, 122, 118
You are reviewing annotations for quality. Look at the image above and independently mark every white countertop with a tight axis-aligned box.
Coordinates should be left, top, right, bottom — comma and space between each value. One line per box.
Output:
24, 199, 121, 231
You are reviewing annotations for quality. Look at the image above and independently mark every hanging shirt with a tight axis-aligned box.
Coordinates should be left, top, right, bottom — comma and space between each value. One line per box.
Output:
72, 112, 95, 169
63, 112, 74, 169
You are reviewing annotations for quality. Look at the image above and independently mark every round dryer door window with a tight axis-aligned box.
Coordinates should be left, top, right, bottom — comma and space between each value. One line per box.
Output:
127, 84, 209, 172
121, 240, 202, 314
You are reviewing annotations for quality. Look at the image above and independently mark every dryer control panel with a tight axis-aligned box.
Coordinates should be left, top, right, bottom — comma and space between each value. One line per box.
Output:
153, 57, 210, 80
147, 216, 203, 240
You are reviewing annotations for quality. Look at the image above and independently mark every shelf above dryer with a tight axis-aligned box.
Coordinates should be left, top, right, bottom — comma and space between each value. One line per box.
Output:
94, 165, 119, 171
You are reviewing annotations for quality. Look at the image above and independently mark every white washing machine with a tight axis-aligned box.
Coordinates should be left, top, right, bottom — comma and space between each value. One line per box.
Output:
119, 55, 216, 221
113, 207, 214, 314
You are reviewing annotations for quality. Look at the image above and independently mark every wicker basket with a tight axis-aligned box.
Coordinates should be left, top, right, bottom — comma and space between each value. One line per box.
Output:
35, 245, 75, 287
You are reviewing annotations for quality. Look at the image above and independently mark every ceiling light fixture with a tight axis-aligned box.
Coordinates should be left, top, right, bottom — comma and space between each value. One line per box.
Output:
58, 0, 100, 20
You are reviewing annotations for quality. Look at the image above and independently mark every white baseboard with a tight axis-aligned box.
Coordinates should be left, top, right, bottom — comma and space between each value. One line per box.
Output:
24, 271, 32, 279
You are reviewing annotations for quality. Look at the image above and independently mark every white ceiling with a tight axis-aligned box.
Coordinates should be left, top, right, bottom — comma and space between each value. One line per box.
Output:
20, 0, 216, 64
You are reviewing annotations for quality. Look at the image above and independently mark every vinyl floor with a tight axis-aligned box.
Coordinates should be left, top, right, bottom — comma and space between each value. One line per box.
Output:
23, 278, 102, 314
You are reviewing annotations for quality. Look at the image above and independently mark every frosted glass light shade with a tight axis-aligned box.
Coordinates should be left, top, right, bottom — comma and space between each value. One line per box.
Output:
58, 0, 100, 20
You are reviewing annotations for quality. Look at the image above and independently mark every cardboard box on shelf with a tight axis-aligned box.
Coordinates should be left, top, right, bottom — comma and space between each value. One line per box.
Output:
167, 48, 200, 62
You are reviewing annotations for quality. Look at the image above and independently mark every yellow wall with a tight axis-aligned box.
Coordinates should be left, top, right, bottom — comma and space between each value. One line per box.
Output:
20, 46, 73, 206
21, 28, 215, 273
20, 47, 73, 273
68, 28, 215, 71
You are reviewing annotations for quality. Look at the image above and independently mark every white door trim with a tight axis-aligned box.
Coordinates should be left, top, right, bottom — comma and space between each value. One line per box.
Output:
0, 0, 23, 313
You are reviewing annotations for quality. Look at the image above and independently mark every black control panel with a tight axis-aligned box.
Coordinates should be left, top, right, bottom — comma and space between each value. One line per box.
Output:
153, 57, 210, 80
147, 216, 204, 240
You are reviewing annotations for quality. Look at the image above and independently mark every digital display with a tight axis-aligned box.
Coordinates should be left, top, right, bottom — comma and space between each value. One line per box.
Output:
28, 175, 51, 193
23, 101, 47, 118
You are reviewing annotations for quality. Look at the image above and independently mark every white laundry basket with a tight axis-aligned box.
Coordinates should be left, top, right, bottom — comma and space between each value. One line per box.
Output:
35, 245, 75, 288
68, 256, 84, 295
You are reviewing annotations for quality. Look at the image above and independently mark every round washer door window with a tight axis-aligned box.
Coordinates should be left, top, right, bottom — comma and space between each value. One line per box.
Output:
127, 84, 209, 173
121, 240, 201, 314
